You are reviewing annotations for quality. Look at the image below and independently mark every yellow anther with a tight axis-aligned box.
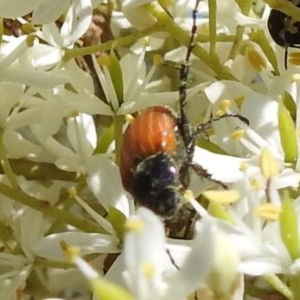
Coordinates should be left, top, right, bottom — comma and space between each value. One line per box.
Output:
260, 148, 279, 178
26, 34, 35, 47
60, 241, 80, 262
183, 189, 194, 202
291, 73, 300, 83
22, 23, 36, 34
257, 203, 281, 221
153, 54, 163, 67
125, 114, 135, 123
217, 99, 231, 115
124, 218, 145, 232
250, 178, 262, 189
141, 262, 156, 278
231, 129, 245, 140
246, 47, 266, 72
203, 190, 240, 204
141, 36, 150, 47
239, 162, 249, 172
68, 187, 78, 198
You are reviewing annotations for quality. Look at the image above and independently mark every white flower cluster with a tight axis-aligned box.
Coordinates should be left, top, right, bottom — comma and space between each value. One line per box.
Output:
0, 0, 300, 299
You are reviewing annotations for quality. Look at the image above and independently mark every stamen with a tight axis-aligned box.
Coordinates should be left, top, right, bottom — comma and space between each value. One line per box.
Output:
203, 190, 240, 204
246, 47, 266, 72
124, 218, 145, 232
257, 203, 281, 221
231, 129, 245, 141
260, 148, 279, 178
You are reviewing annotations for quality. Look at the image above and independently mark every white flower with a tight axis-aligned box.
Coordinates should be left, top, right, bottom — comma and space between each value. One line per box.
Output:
105, 208, 214, 300
0, 0, 99, 24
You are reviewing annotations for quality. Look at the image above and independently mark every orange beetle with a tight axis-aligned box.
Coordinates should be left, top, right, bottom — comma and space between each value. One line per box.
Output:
120, 106, 183, 217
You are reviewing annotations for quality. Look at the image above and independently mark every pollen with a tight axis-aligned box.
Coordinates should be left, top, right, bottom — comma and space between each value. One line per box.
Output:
231, 129, 245, 140
246, 47, 266, 72
257, 203, 281, 221
259, 148, 279, 178
141, 262, 156, 278
124, 218, 145, 232
203, 190, 240, 204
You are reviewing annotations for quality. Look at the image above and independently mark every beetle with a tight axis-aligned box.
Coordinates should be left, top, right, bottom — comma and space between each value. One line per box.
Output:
267, 0, 300, 69
120, 106, 183, 217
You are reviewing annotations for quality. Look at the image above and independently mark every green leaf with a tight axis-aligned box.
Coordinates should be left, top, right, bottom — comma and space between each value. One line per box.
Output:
93, 278, 134, 300
283, 91, 296, 121
108, 206, 127, 241
95, 124, 114, 154
279, 191, 300, 260
107, 51, 123, 104
278, 99, 298, 164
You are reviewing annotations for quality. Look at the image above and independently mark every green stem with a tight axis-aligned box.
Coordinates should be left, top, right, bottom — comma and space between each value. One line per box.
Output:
113, 115, 125, 166
63, 24, 162, 61
0, 182, 106, 233
208, 0, 217, 57
249, 30, 279, 75
0, 128, 19, 189
228, 0, 252, 61
236, 0, 252, 14
290, 274, 300, 299
263, 274, 293, 300
0, 221, 15, 253
197, 34, 235, 43
0, 159, 78, 181
148, 3, 236, 80
265, 0, 300, 20
228, 25, 244, 60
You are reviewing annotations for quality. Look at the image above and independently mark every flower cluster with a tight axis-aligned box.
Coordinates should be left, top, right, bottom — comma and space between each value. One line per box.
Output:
0, 0, 300, 300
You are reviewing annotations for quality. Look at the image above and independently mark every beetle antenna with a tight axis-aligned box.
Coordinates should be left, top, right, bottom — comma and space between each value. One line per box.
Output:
193, 113, 249, 138
178, 0, 201, 161
284, 47, 288, 70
